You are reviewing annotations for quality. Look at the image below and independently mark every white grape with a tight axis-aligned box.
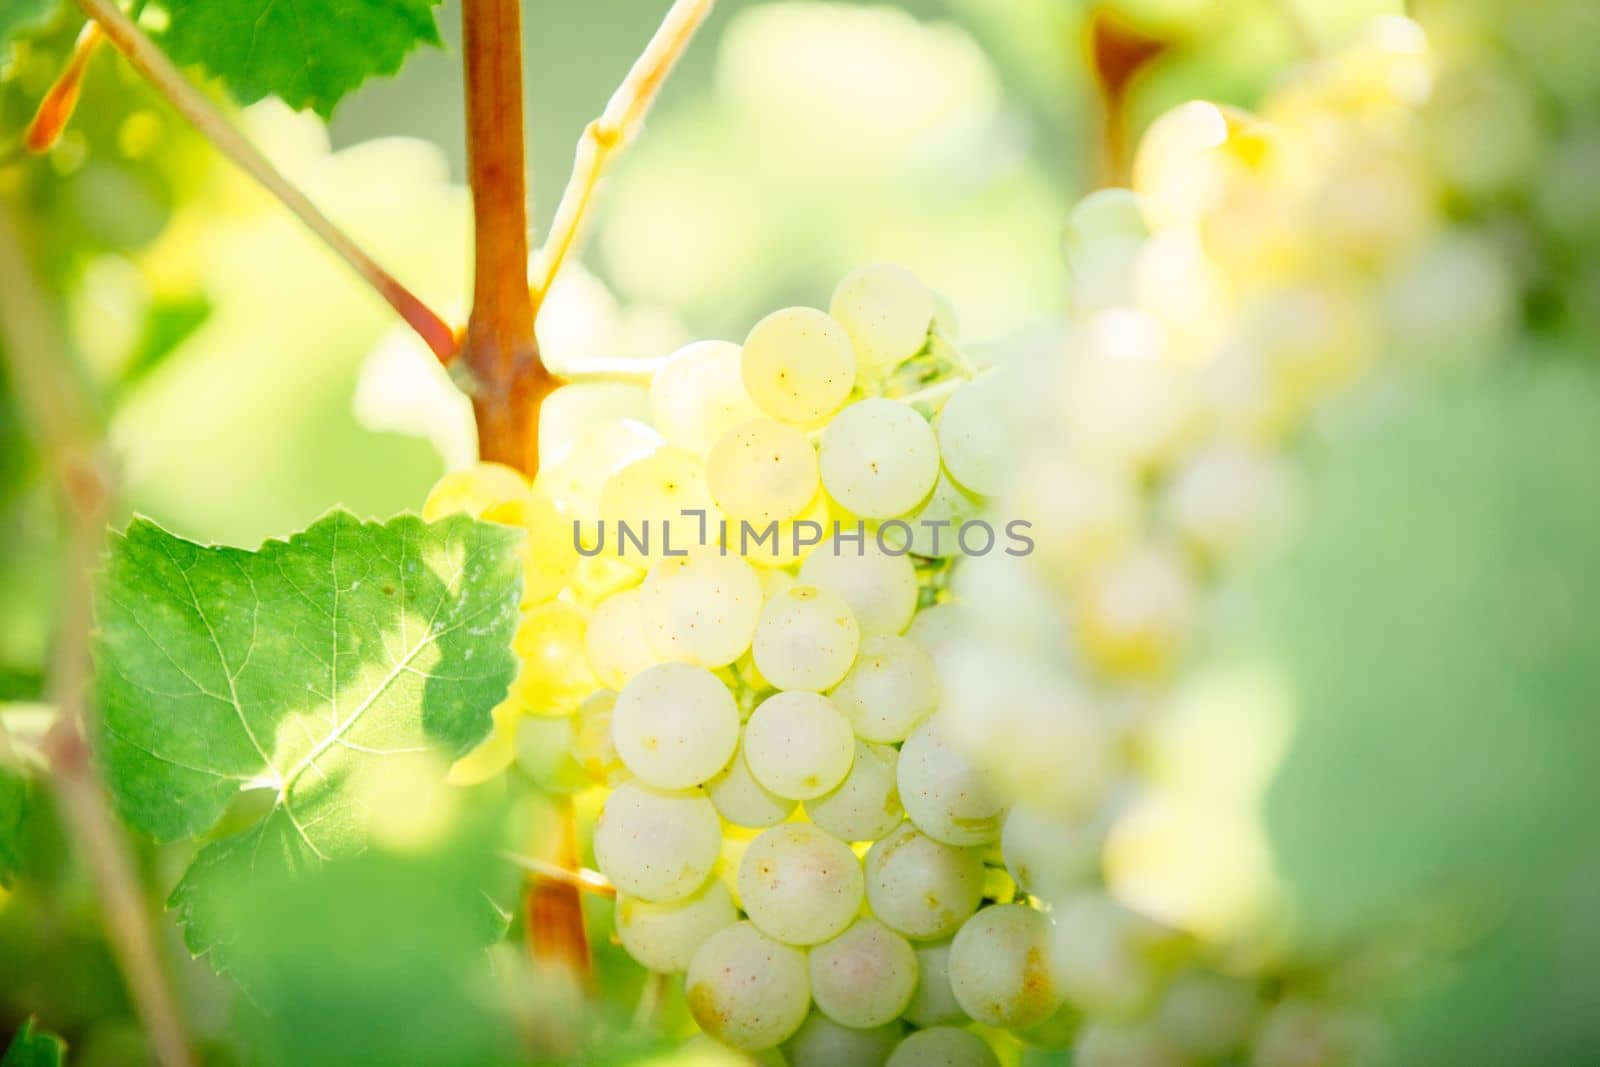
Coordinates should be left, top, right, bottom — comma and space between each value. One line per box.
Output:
1074, 1021, 1184, 1067
615, 879, 738, 974
1063, 319, 1192, 471
1049, 893, 1167, 1018
585, 588, 662, 690
905, 940, 966, 1027
422, 462, 530, 521
864, 822, 984, 941
752, 585, 861, 691
598, 446, 716, 563
1067, 187, 1148, 244
1164, 441, 1293, 560
831, 636, 939, 744
1065, 189, 1150, 317
1001, 802, 1106, 898
947, 904, 1062, 1029
1074, 543, 1197, 679
611, 663, 739, 789
897, 716, 1005, 847
738, 823, 864, 946
742, 307, 856, 425
893, 473, 984, 559
706, 736, 796, 829
593, 782, 721, 903
806, 740, 903, 842
638, 552, 763, 668
784, 1014, 901, 1067
798, 537, 919, 637
537, 419, 661, 528
819, 399, 941, 518
809, 917, 919, 1029
650, 339, 764, 455
1016, 1004, 1083, 1050
686, 921, 811, 1051
1153, 971, 1259, 1059
935, 371, 1012, 496
707, 418, 820, 522
1251, 999, 1378, 1067
537, 382, 652, 470
1004, 455, 1142, 582
743, 691, 855, 800
905, 602, 968, 657
885, 1027, 998, 1067
829, 263, 936, 368
571, 689, 624, 785
936, 644, 1116, 817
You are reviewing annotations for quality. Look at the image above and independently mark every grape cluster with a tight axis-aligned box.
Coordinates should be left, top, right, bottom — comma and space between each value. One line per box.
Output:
932, 15, 1533, 1066
420, 16, 1544, 1063
425, 265, 1054, 1064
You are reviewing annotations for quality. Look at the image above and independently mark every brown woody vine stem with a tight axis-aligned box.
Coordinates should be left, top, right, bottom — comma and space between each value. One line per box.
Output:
73, 0, 457, 363
459, 0, 560, 475
0, 209, 195, 1067
458, 0, 586, 983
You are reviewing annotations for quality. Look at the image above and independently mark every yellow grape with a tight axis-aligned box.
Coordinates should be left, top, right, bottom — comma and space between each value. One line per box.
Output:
421, 461, 529, 521
707, 418, 820, 523
741, 307, 857, 426
507, 600, 598, 716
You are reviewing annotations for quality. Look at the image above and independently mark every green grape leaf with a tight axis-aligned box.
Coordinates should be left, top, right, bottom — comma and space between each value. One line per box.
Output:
211, 809, 520, 1065
156, 0, 445, 119
0, 0, 58, 53
93, 510, 522, 968
1, 1017, 65, 1067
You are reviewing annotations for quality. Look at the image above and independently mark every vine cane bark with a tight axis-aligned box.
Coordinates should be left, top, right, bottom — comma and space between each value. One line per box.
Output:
459, 0, 588, 982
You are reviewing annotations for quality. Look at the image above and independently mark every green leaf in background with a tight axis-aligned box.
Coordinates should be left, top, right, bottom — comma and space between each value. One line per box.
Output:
1, 1017, 65, 1067
157, 0, 445, 118
0, 764, 28, 889
0, 0, 57, 53
1257, 364, 1600, 1064
93, 510, 522, 969
113, 294, 212, 397
210, 805, 521, 1066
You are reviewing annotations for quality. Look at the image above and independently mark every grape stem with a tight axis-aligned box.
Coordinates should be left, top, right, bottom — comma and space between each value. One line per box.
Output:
71, 0, 458, 364
633, 972, 667, 1028
547, 354, 670, 384
529, 0, 715, 308
0, 208, 196, 1067
24, 20, 103, 153
500, 852, 618, 898
458, 0, 560, 474
897, 376, 967, 409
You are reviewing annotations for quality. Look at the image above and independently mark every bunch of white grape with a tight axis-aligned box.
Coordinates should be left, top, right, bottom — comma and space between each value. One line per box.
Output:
928, 15, 1530, 1067
423, 263, 1082, 1064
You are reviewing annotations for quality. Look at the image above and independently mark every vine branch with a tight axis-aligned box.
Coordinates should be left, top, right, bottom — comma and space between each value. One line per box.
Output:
501, 853, 616, 898
458, 0, 558, 474
529, 0, 714, 306
0, 209, 195, 1067
72, 0, 458, 363
25, 21, 103, 152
